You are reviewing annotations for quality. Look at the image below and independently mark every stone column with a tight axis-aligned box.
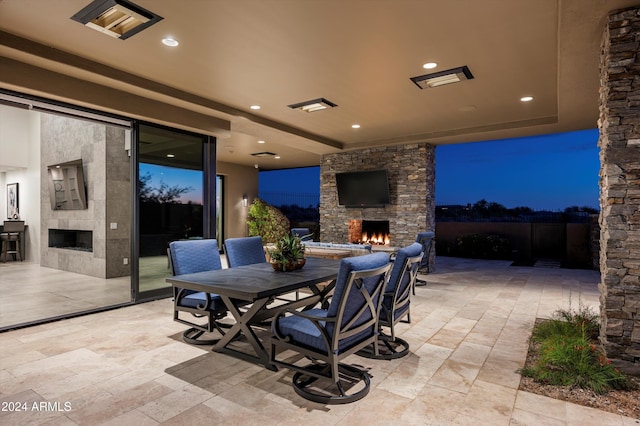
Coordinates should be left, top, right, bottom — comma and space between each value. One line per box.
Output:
598, 6, 640, 375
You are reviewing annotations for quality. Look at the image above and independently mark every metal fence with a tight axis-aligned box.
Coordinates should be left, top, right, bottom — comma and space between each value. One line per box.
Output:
435, 204, 597, 223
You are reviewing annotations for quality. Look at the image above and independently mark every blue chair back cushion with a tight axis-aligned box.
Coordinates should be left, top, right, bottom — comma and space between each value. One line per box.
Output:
225, 236, 266, 267
380, 242, 422, 319
169, 239, 225, 312
169, 239, 222, 275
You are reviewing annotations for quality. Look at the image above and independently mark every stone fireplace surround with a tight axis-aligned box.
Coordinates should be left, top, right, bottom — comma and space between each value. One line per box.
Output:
320, 143, 435, 250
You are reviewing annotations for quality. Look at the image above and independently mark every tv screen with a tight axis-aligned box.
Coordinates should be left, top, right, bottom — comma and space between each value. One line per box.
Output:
47, 159, 88, 210
336, 170, 391, 207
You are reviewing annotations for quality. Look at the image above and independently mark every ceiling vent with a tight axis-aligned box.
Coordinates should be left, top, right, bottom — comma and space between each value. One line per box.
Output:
288, 98, 337, 113
410, 66, 474, 89
251, 152, 277, 158
71, 0, 163, 40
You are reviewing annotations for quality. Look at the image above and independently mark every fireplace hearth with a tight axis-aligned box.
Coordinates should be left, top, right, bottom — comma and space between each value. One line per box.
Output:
349, 220, 390, 245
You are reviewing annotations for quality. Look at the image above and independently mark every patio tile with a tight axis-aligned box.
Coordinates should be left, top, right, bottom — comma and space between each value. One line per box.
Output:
0, 257, 628, 425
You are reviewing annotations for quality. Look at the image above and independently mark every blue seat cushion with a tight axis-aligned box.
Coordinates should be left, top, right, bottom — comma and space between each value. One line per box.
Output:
178, 291, 227, 312
276, 309, 376, 354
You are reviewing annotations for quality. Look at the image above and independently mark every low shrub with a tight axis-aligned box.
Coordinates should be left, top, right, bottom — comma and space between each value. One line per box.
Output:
520, 302, 634, 394
452, 233, 511, 259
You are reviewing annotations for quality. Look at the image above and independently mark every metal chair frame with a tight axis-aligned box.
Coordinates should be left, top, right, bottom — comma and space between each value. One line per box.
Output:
415, 232, 435, 290
358, 248, 422, 360
271, 260, 391, 404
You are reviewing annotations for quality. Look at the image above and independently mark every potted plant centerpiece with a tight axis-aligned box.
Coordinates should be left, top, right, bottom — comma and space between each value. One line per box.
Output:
268, 233, 306, 272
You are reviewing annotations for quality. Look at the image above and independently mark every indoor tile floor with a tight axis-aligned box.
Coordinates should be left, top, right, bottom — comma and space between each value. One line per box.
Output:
1, 257, 637, 425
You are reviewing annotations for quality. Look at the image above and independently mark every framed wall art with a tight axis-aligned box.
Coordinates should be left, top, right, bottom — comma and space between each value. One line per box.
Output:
7, 182, 19, 219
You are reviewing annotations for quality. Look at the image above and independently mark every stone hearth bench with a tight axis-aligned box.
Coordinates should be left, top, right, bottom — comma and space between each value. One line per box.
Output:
264, 242, 372, 261
302, 242, 372, 257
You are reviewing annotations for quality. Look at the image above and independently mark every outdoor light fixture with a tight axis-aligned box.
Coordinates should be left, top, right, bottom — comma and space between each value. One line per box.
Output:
410, 66, 474, 89
243, 194, 248, 207
71, 0, 163, 40
288, 98, 337, 113
251, 152, 277, 158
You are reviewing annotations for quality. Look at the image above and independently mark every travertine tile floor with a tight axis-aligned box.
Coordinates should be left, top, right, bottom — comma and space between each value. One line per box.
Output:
1, 257, 637, 425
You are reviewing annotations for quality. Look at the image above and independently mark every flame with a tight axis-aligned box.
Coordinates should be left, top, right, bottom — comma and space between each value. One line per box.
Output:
361, 231, 390, 246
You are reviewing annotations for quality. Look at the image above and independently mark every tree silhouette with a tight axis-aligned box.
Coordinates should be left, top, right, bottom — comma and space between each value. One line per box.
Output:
139, 172, 193, 204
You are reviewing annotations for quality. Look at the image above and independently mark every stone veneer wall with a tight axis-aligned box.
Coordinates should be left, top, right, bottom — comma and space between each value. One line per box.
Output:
40, 114, 130, 279
598, 6, 640, 375
320, 143, 435, 251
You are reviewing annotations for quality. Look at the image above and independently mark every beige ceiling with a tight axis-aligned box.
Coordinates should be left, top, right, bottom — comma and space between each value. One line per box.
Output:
0, 0, 637, 170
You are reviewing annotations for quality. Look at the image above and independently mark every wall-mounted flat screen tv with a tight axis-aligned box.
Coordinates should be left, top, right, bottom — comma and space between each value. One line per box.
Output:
47, 159, 88, 210
336, 170, 391, 207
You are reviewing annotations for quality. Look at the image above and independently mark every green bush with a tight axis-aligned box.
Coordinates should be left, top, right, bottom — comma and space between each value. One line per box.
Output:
520, 303, 633, 394
246, 198, 290, 243
452, 233, 511, 259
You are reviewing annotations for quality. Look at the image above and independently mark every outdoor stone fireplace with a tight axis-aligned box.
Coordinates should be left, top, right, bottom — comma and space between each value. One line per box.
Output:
320, 143, 435, 250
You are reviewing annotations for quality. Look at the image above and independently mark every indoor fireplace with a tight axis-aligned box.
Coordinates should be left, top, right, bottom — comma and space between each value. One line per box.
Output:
48, 229, 93, 252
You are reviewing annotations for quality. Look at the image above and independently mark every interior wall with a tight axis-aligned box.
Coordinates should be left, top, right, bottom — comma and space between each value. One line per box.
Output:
0, 105, 41, 261
40, 113, 109, 278
216, 161, 258, 240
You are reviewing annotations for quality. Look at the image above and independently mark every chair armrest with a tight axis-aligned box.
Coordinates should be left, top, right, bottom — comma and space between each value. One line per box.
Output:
271, 307, 336, 349
175, 288, 214, 311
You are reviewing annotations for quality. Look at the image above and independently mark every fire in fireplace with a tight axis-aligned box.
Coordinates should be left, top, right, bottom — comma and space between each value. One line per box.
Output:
349, 220, 390, 245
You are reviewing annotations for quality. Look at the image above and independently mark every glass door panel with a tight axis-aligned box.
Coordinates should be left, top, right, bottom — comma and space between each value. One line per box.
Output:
136, 124, 206, 297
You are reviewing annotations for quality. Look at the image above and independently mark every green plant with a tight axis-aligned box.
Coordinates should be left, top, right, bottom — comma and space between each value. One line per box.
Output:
520, 303, 633, 394
453, 233, 511, 259
246, 198, 290, 243
268, 234, 306, 271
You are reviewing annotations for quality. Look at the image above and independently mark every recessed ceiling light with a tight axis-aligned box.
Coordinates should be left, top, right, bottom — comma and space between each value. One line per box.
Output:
70, 0, 163, 40
288, 98, 337, 113
166, 154, 175, 158
423, 62, 438, 69
257, 140, 265, 144
520, 96, 534, 102
250, 105, 261, 110
352, 124, 361, 129
274, 155, 281, 159
411, 66, 474, 89
162, 37, 178, 47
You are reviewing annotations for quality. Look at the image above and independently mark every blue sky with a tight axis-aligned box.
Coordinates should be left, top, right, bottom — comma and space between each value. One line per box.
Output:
140, 163, 203, 204
259, 129, 601, 211
436, 129, 600, 210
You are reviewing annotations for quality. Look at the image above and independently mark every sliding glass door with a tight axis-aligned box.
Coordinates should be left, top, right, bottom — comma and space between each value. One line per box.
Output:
134, 123, 216, 301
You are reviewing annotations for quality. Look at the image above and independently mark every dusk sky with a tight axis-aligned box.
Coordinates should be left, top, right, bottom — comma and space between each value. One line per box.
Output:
259, 129, 601, 211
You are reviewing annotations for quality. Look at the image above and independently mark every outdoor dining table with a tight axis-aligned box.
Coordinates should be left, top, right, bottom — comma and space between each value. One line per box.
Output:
166, 257, 341, 370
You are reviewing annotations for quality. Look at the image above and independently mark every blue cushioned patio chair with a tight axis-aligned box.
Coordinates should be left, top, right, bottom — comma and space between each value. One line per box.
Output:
358, 242, 423, 360
270, 252, 392, 404
414, 231, 435, 290
169, 239, 228, 345
224, 236, 266, 268
291, 227, 313, 241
